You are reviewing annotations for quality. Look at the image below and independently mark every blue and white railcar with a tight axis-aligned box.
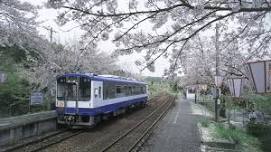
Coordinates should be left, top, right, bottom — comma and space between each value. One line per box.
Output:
56, 73, 148, 126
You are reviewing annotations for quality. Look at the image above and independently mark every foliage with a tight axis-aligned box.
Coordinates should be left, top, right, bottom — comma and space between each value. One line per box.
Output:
247, 123, 271, 152
247, 123, 270, 137
199, 100, 215, 114
0, 65, 32, 117
0, 37, 120, 118
48, 0, 271, 79
213, 123, 262, 152
200, 118, 209, 128
0, 0, 40, 52
222, 96, 246, 110
146, 77, 177, 98
246, 94, 271, 114
169, 80, 179, 93
144, 76, 163, 82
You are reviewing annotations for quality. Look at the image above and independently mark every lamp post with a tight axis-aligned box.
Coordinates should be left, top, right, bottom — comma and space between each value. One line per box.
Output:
246, 60, 271, 94
195, 85, 197, 104
194, 81, 200, 104
214, 75, 223, 122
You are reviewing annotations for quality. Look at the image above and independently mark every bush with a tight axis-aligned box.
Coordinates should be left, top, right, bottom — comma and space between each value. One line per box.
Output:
0, 71, 32, 117
247, 123, 270, 137
247, 94, 271, 114
200, 119, 209, 127
214, 123, 262, 151
247, 123, 271, 152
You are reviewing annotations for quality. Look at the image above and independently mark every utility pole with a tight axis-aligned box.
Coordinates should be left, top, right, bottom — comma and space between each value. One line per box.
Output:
49, 27, 53, 43
215, 24, 220, 122
43, 26, 56, 43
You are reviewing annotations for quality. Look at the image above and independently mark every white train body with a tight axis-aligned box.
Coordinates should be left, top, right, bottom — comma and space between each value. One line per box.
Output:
56, 73, 148, 126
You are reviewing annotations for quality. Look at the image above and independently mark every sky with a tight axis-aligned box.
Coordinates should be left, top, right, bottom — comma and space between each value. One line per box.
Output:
22, 0, 169, 77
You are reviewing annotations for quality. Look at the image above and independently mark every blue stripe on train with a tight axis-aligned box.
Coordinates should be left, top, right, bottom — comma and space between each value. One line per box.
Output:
56, 96, 148, 116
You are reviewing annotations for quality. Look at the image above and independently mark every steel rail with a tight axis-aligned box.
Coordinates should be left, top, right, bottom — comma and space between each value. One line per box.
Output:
3, 95, 169, 152
101, 95, 175, 152
2, 129, 68, 152
128, 96, 176, 152
4, 129, 83, 152
29, 130, 84, 152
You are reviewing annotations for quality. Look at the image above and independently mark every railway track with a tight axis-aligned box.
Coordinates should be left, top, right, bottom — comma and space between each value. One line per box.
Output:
2, 94, 175, 152
100, 95, 176, 152
2, 129, 84, 152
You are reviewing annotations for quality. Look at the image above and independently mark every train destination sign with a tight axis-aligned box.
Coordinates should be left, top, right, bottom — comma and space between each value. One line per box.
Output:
30, 92, 44, 105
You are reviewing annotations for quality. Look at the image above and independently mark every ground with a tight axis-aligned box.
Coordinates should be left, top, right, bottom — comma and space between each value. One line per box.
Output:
139, 97, 203, 152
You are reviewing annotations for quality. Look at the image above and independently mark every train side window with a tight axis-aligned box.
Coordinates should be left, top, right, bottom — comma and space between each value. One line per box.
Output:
116, 86, 121, 94
94, 88, 99, 98
99, 87, 101, 98
103, 83, 108, 99
129, 86, 132, 95
103, 82, 115, 99
110, 85, 115, 98
132, 86, 136, 95
124, 86, 128, 96
144, 86, 146, 93
135, 85, 140, 95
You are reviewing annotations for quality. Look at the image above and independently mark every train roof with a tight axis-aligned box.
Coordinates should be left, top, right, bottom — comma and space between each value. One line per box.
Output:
57, 73, 147, 85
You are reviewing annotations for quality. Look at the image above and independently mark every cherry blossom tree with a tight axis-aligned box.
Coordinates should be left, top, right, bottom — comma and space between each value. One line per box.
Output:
24, 39, 119, 93
47, 0, 271, 77
0, 0, 39, 50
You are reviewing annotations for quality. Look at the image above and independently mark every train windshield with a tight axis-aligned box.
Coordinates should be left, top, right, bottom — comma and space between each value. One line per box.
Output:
57, 77, 91, 101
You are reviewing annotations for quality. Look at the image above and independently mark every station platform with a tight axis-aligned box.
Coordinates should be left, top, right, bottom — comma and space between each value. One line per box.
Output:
0, 111, 56, 130
0, 111, 57, 146
140, 97, 203, 152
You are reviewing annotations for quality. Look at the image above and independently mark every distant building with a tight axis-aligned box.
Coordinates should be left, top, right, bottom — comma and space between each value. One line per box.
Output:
186, 85, 196, 100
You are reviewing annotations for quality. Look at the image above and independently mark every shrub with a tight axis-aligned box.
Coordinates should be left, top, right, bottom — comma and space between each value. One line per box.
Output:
214, 123, 262, 151
200, 119, 209, 127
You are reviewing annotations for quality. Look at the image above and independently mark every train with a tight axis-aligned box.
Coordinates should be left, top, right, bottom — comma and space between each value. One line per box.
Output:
56, 73, 148, 126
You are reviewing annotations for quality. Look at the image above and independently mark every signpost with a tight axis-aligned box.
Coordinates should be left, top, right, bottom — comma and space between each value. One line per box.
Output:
29, 92, 43, 113
0, 71, 7, 83
30, 92, 44, 105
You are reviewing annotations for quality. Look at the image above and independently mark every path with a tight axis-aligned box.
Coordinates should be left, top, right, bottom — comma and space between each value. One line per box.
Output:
140, 97, 203, 152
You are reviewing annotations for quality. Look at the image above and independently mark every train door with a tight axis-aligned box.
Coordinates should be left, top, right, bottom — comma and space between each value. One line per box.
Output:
92, 81, 103, 107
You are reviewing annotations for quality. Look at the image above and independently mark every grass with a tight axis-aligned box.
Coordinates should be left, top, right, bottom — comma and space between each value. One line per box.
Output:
213, 123, 262, 152
247, 123, 271, 152
200, 118, 210, 128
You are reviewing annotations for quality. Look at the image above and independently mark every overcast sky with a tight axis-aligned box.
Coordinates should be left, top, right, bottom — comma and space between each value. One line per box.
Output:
22, 0, 169, 77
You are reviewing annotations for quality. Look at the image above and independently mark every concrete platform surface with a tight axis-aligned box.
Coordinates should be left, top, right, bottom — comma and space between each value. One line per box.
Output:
0, 111, 56, 131
0, 110, 57, 146
140, 98, 201, 152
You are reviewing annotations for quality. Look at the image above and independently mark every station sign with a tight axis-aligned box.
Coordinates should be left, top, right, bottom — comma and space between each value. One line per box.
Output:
30, 92, 44, 105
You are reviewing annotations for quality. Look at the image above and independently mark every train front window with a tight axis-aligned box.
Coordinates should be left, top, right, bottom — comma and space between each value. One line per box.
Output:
57, 77, 91, 101
66, 83, 77, 101
57, 77, 66, 100
78, 77, 91, 101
